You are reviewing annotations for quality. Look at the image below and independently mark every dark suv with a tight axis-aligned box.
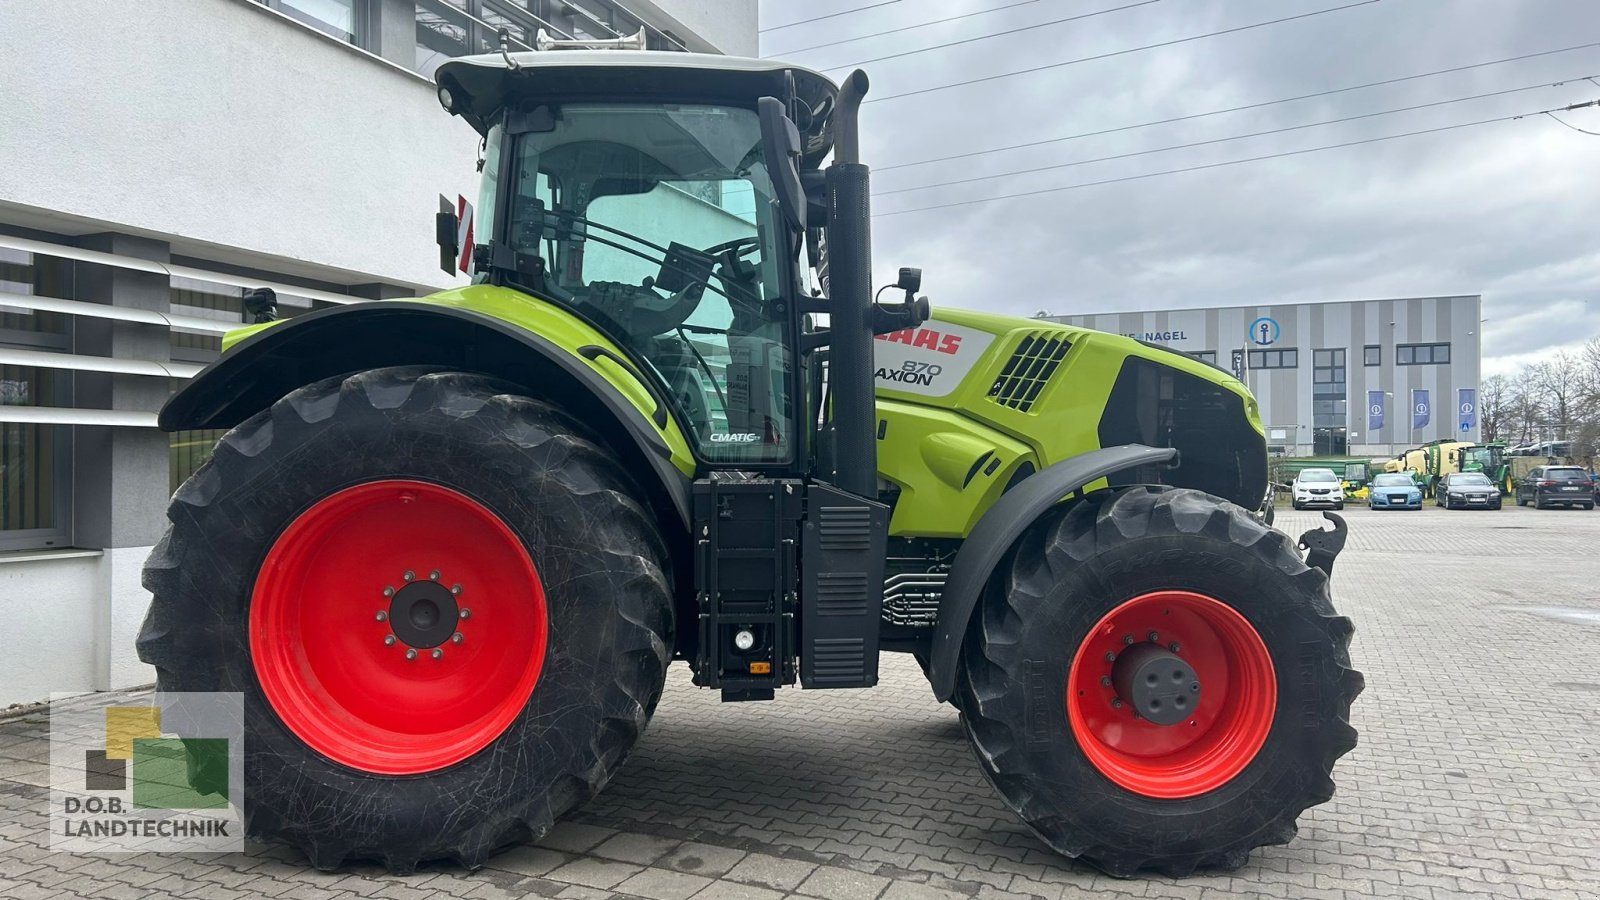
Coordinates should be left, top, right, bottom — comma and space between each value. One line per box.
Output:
1515, 466, 1596, 510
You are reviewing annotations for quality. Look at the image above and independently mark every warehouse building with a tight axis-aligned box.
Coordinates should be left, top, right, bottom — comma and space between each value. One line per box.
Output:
0, 0, 754, 706
1046, 295, 1484, 458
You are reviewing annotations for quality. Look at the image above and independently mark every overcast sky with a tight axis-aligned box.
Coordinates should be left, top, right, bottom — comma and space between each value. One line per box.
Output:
757, 0, 1600, 377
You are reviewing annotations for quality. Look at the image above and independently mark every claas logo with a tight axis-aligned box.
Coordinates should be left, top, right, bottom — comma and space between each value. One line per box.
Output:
875, 327, 963, 355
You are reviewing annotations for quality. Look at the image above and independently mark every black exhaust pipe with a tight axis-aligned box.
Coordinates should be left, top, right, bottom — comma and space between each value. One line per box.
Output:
826, 69, 876, 498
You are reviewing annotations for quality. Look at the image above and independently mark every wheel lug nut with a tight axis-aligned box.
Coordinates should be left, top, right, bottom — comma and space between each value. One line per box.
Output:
375, 610, 388, 622
383, 586, 395, 597
430, 570, 441, 581
1147, 631, 1160, 642
1169, 641, 1182, 653
1191, 682, 1201, 693
432, 648, 444, 660
1104, 651, 1116, 662
451, 584, 463, 595
384, 635, 396, 646
1111, 698, 1123, 709
405, 648, 417, 660
403, 570, 415, 582
1121, 634, 1134, 645
1100, 675, 1112, 687
452, 632, 464, 644
460, 609, 471, 620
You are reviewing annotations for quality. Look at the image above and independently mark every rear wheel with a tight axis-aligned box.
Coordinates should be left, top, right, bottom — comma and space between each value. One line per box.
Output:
954, 488, 1361, 877
139, 368, 673, 871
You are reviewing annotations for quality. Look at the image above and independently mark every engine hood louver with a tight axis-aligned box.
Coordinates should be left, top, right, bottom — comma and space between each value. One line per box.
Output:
987, 332, 1069, 412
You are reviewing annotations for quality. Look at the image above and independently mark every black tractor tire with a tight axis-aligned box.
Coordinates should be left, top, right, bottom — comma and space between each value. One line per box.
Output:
953, 487, 1362, 877
138, 367, 673, 872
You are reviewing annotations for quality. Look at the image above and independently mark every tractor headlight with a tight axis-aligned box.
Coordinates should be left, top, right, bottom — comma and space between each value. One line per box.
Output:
437, 85, 455, 112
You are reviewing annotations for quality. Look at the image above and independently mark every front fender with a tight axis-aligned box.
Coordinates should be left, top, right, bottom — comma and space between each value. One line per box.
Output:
161, 300, 695, 528
927, 444, 1179, 701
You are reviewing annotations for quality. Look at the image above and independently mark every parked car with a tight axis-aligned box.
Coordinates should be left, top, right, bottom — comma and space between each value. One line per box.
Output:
1367, 472, 1422, 510
1437, 472, 1502, 510
1292, 467, 1345, 510
1515, 465, 1597, 510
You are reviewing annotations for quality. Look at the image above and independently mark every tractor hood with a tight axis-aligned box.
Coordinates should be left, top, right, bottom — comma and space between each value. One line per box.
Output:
435, 51, 840, 165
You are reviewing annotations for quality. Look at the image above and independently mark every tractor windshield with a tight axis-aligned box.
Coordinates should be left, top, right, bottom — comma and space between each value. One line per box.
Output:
488, 103, 794, 464
1461, 445, 1501, 473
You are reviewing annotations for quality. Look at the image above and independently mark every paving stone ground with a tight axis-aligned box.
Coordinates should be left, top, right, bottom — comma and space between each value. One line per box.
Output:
3, 502, 1598, 898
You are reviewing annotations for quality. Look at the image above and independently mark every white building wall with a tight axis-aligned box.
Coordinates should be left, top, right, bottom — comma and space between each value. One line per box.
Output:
0, 553, 102, 706
0, 0, 479, 292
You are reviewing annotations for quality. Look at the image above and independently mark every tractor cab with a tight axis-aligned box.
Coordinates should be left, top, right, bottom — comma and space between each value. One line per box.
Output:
433, 50, 883, 471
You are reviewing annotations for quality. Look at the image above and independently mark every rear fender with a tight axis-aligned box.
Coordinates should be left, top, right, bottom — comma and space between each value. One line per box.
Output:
161, 302, 693, 530
927, 444, 1179, 701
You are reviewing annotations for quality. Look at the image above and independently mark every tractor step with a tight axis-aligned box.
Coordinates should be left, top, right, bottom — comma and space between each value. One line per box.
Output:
691, 474, 887, 694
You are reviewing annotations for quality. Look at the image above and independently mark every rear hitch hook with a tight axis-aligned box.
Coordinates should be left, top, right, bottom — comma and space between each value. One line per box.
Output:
1297, 512, 1347, 578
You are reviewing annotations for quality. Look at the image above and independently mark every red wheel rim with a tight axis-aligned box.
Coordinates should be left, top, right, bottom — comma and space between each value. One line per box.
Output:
250, 480, 547, 775
1066, 591, 1276, 798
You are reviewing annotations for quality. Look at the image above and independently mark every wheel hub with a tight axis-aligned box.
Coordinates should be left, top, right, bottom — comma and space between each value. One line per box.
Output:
388, 580, 458, 649
1111, 643, 1201, 725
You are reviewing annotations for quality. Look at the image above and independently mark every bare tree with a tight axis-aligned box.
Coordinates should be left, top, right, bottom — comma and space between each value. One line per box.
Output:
1479, 374, 1508, 443
1506, 373, 1541, 444
1529, 351, 1584, 441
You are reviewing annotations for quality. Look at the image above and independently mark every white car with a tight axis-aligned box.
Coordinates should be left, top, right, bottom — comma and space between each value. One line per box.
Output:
1292, 468, 1345, 510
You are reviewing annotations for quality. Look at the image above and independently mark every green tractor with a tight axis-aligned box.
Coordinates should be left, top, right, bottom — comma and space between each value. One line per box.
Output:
1459, 441, 1510, 493
139, 43, 1361, 878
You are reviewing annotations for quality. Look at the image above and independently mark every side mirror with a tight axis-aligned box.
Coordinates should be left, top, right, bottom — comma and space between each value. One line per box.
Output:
757, 96, 806, 232
436, 196, 460, 275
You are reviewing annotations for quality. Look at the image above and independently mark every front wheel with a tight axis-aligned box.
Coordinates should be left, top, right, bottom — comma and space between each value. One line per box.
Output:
954, 488, 1361, 877
139, 369, 674, 871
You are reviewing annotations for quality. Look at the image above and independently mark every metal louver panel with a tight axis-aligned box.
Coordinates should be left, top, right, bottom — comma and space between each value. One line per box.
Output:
987, 332, 1070, 412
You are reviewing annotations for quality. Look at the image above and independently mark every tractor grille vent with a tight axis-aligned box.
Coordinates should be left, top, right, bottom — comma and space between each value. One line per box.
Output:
988, 332, 1070, 412
817, 505, 873, 550
808, 638, 867, 686
815, 573, 870, 616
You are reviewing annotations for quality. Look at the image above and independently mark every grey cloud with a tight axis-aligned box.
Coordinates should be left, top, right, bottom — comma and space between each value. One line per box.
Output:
762, 0, 1600, 369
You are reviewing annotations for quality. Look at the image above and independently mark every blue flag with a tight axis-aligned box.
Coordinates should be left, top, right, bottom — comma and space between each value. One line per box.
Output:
1367, 391, 1385, 431
1412, 389, 1431, 430
1458, 388, 1477, 433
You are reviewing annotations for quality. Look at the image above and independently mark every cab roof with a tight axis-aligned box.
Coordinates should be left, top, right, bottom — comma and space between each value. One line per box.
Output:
435, 51, 841, 165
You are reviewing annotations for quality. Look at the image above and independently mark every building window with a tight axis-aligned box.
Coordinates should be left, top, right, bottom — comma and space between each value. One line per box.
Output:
266, 0, 358, 41
1247, 348, 1298, 369
1363, 344, 1380, 366
0, 248, 74, 550
1312, 349, 1347, 423
1397, 342, 1450, 365
1190, 350, 1217, 364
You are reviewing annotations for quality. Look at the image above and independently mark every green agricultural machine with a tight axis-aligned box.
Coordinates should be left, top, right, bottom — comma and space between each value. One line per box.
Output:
139, 43, 1360, 878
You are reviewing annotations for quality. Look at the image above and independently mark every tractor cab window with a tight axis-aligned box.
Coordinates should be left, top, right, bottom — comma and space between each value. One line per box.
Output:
499, 103, 793, 464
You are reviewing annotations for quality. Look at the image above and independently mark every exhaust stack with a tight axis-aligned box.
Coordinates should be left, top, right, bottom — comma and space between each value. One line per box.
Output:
825, 69, 877, 498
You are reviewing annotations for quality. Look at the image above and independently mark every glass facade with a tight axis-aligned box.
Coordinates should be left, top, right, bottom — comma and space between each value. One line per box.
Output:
171, 429, 227, 493
1312, 349, 1347, 455
0, 248, 73, 550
